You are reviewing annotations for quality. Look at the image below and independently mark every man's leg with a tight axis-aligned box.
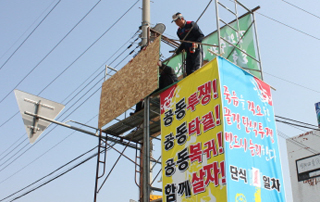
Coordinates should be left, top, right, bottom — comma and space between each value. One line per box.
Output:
186, 48, 203, 76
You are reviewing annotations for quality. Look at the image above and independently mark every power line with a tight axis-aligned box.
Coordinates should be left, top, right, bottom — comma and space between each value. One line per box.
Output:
277, 130, 319, 155
0, 30, 139, 172
280, 0, 320, 20
0, 141, 29, 170
276, 119, 319, 132
0, 111, 19, 129
5, 115, 320, 201
0, 114, 99, 185
59, 84, 102, 121
0, 33, 139, 171
0, 134, 25, 160
264, 71, 320, 94
0, 0, 57, 61
0, 42, 137, 179
3, 90, 320, 200
0, 84, 101, 173
0, 68, 104, 172
0, 84, 100, 172
0, 30, 139, 130
0, 146, 97, 201
0, 39, 137, 185
36, 0, 140, 97
0, 0, 102, 104
61, 33, 140, 104
4, 0, 320, 199
275, 115, 320, 154
276, 115, 319, 129
257, 12, 320, 41
0, 10, 140, 165
4, 1, 320, 199
112, 45, 140, 69
0, 0, 62, 71
106, 38, 139, 69
0, 146, 99, 202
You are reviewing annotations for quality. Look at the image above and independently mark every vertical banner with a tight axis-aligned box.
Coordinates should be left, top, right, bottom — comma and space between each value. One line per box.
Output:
160, 59, 226, 202
218, 57, 286, 201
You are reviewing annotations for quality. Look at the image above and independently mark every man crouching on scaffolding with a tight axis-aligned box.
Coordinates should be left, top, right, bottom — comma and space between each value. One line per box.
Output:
172, 12, 204, 76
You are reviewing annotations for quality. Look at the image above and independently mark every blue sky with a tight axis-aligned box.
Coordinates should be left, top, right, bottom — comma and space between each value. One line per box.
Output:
0, 0, 320, 201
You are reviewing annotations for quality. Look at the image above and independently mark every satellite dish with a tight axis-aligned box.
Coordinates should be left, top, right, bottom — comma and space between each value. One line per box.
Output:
151, 23, 166, 34
150, 23, 166, 43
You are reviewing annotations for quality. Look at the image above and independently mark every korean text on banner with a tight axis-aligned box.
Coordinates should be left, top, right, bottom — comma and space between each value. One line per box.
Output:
160, 59, 226, 202
218, 57, 286, 201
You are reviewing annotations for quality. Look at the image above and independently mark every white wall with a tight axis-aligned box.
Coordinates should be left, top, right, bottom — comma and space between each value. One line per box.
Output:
286, 130, 320, 202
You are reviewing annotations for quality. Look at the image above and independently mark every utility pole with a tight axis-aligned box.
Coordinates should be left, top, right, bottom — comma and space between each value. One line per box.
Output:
140, 1, 151, 202
140, 0, 150, 47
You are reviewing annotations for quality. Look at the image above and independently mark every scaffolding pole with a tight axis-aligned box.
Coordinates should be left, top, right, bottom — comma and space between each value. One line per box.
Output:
142, 96, 151, 202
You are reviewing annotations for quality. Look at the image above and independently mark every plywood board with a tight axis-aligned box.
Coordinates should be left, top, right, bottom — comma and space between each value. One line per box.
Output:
98, 37, 160, 128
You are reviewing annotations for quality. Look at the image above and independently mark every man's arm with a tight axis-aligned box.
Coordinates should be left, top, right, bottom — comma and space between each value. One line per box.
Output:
175, 29, 184, 54
191, 21, 204, 42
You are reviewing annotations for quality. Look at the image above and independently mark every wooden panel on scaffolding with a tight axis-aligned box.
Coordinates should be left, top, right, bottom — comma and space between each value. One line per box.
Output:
98, 37, 160, 128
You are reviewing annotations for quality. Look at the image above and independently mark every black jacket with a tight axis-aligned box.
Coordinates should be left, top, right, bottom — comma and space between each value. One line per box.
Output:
176, 21, 204, 54
159, 65, 178, 89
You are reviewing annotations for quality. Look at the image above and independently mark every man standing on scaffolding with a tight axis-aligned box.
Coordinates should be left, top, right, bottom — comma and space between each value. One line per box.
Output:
172, 12, 204, 76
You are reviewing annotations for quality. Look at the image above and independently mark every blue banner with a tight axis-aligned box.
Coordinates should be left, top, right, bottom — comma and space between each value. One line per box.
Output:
217, 57, 286, 201
315, 102, 320, 128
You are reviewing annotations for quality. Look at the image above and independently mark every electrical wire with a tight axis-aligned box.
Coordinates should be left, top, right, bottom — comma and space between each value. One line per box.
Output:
59, 83, 102, 122
0, 82, 102, 172
0, 8, 140, 166
277, 130, 319, 155
36, 0, 140, 97
0, 79, 102, 173
4, 114, 317, 201
0, 112, 19, 129
0, 145, 98, 201
112, 45, 140, 69
276, 119, 319, 132
0, 40, 137, 173
106, 38, 139, 69
0, 134, 25, 160
0, 34, 139, 171
276, 115, 319, 129
257, 12, 320, 41
275, 115, 320, 155
5, 118, 317, 201
61, 33, 140, 103
2, 147, 99, 202
0, 31, 139, 130
280, 0, 320, 20
0, 4, 140, 167
0, 0, 102, 104
3, 1, 320, 199
264, 71, 320, 94
0, 83, 102, 173
0, 0, 57, 61
0, 114, 98, 185
0, 0, 62, 71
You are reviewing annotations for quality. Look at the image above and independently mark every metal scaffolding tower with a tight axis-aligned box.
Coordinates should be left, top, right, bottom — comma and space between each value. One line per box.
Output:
215, 0, 263, 79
